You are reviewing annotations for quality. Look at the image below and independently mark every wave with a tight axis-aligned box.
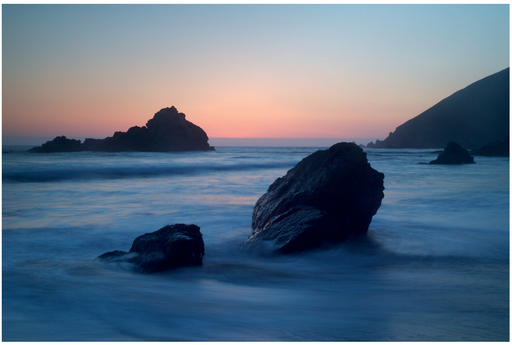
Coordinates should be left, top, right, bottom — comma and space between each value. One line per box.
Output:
3, 161, 295, 183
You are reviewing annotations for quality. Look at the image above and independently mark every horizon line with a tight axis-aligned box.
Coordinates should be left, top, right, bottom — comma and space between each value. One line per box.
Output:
2, 136, 379, 147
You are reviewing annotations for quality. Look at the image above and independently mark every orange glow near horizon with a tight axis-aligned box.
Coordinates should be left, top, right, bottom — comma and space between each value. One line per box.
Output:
3, 68, 412, 141
2, 5, 508, 143
0, 90, 483, 141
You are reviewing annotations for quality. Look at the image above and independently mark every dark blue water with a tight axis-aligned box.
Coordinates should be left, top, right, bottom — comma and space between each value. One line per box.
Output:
2, 146, 509, 341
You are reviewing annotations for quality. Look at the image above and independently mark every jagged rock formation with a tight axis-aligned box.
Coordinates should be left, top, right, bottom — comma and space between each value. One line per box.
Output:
29, 106, 214, 153
429, 142, 475, 165
243, 142, 385, 254
97, 224, 205, 273
366, 68, 509, 149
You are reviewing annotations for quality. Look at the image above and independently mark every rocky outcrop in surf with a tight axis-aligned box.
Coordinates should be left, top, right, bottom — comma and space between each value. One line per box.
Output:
29, 106, 214, 153
429, 142, 475, 165
243, 142, 385, 254
471, 137, 509, 157
28, 136, 81, 153
97, 224, 205, 273
366, 68, 509, 149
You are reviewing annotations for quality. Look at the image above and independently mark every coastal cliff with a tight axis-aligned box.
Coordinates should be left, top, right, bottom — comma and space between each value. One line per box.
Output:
366, 68, 509, 150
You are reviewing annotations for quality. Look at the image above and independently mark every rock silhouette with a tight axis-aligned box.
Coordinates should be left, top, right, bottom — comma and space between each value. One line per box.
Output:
243, 142, 385, 254
429, 142, 475, 165
366, 68, 509, 149
28, 136, 81, 153
29, 106, 214, 153
97, 224, 205, 273
471, 137, 509, 157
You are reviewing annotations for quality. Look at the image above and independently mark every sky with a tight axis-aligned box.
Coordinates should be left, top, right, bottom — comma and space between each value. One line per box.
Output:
2, 4, 510, 145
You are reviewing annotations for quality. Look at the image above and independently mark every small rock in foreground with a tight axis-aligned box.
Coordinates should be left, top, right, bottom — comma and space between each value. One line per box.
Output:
97, 224, 204, 273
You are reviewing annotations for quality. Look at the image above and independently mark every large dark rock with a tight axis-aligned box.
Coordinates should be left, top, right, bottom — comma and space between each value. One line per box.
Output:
97, 224, 204, 273
243, 142, 385, 254
471, 137, 509, 157
28, 136, 81, 153
429, 142, 475, 165
366, 68, 509, 149
30, 106, 214, 153
144, 107, 212, 152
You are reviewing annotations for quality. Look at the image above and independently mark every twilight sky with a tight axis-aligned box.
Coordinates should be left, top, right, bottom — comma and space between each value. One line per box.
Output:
2, 4, 509, 145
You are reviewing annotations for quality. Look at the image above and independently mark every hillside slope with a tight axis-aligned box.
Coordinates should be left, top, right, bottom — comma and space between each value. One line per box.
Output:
367, 68, 509, 149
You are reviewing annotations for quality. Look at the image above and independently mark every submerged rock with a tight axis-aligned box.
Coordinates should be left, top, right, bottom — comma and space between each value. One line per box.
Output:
97, 224, 204, 273
243, 142, 385, 254
429, 142, 475, 164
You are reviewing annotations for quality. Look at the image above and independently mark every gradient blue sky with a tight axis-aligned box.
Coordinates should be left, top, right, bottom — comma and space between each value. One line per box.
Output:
3, 4, 509, 145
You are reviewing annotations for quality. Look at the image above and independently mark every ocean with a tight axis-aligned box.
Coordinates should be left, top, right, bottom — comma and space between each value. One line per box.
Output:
2, 145, 509, 341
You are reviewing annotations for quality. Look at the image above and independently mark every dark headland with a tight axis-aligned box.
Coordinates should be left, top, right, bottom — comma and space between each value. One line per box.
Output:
366, 68, 509, 151
29, 106, 214, 153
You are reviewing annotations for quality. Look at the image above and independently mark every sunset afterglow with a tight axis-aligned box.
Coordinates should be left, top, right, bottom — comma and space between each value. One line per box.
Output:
3, 4, 509, 145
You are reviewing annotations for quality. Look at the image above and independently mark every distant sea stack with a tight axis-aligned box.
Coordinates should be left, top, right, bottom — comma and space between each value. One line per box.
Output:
28, 135, 82, 153
366, 68, 509, 150
471, 137, 509, 157
29, 106, 214, 153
